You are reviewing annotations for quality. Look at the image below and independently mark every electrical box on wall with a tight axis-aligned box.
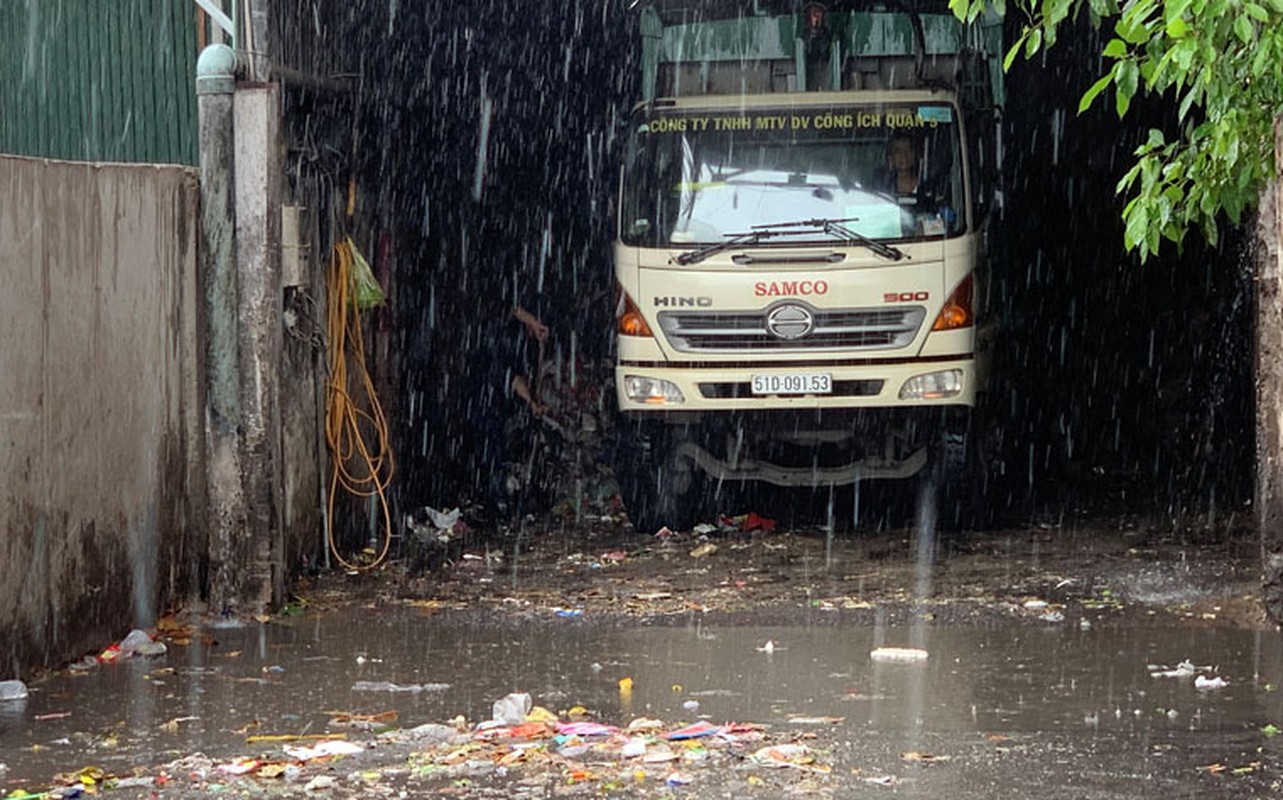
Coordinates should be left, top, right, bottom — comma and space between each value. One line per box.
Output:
281, 205, 309, 288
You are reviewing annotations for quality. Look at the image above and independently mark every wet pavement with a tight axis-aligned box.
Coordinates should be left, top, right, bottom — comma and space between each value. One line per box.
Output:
3, 517, 1281, 798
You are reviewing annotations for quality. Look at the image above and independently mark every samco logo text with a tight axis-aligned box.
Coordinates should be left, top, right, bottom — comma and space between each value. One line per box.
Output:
753, 280, 829, 297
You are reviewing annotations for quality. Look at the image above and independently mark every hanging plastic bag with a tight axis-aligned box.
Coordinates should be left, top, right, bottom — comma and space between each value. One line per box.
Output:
347, 236, 386, 310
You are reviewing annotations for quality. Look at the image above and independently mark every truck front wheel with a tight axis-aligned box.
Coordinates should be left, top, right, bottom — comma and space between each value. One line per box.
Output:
933, 407, 996, 531
616, 421, 702, 534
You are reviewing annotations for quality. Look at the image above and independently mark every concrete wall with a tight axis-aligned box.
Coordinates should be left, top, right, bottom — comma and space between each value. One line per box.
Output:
0, 155, 203, 676
280, 203, 327, 575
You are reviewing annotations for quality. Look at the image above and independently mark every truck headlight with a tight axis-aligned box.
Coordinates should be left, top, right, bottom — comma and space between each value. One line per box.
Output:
899, 369, 963, 400
624, 375, 685, 404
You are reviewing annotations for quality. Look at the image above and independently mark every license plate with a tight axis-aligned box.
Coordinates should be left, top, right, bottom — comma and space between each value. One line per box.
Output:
751, 373, 832, 395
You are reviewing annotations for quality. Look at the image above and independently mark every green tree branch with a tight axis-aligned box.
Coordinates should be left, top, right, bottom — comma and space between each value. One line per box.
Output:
952, 0, 1283, 259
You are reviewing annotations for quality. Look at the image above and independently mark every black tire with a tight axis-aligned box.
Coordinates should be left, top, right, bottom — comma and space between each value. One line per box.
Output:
616, 421, 702, 533
932, 407, 995, 531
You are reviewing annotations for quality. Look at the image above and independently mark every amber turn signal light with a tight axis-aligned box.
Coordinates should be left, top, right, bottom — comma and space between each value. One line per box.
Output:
931, 274, 973, 331
616, 290, 654, 337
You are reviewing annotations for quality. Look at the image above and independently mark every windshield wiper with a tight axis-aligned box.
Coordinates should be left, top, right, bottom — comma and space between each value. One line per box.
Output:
753, 217, 906, 261
673, 229, 783, 265
674, 217, 906, 265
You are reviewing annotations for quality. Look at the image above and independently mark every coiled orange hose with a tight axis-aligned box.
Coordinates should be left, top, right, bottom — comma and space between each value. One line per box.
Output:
324, 238, 394, 571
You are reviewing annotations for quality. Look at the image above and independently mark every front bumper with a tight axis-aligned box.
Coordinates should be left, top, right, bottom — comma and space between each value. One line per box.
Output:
615, 356, 976, 413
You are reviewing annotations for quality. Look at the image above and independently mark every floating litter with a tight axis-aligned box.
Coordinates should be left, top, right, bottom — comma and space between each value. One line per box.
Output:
870, 647, 929, 663
1194, 675, 1228, 691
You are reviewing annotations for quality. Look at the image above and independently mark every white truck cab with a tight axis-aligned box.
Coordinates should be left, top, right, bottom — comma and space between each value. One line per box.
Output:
614, 1, 1004, 530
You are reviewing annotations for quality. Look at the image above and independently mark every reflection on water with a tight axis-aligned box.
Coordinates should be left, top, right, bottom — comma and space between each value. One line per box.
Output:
2, 605, 1282, 795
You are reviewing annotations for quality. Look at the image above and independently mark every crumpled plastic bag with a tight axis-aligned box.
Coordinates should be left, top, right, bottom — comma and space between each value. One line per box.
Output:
104, 629, 167, 660
492, 692, 533, 725
426, 507, 461, 530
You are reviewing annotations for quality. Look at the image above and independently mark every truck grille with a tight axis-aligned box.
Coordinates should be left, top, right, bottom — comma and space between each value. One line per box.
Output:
658, 306, 926, 353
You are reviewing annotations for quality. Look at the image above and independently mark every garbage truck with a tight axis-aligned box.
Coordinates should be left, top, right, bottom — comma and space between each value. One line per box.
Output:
614, 0, 1005, 531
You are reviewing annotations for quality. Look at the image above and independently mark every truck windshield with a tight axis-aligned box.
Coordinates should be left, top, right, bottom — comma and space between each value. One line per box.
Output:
621, 103, 966, 248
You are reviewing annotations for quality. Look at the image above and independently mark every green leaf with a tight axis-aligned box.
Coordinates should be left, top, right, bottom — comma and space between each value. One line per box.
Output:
1252, 38, 1272, 75
1140, 156, 1160, 190
1154, 195, 1171, 229
949, 0, 990, 20
1168, 0, 1191, 17
1088, 0, 1117, 17
1079, 73, 1115, 113
1234, 15, 1255, 43
1200, 185, 1219, 216
1171, 38, 1195, 72
1263, 724, 1281, 738
1116, 14, 1152, 44
1225, 192, 1245, 223
1045, 0, 1073, 27
1124, 202, 1150, 250
1178, 88, 1198, 121
1115, 60, 1139, 117
1166, 15, 1189, 37
1246, 2, 1270, 20
1025, 27, 1044, 58
1103, 38, 1128, 58
1139, 56, 1158, 87
1003, 35, 1023, 71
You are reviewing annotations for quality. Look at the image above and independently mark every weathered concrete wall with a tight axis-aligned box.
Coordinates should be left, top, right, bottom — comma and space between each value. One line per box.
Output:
233, 86, 285, 608
280, 205, 326, 575
0, 156, 203, 676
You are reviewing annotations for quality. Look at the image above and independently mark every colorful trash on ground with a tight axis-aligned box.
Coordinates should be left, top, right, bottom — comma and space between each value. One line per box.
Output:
19, 691, 838, 797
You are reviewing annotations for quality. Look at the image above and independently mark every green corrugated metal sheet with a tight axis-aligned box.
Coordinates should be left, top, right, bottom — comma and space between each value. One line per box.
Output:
657, 12, 970, 63
0, 0, 198, 165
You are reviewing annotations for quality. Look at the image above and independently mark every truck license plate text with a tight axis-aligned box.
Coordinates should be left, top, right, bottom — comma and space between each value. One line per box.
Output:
751, 373, 832, 395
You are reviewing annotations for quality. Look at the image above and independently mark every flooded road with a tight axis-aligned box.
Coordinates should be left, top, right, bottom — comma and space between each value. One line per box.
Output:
4, 598, 1282, 798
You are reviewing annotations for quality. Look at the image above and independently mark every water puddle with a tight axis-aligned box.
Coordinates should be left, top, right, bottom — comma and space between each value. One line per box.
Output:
3, 606, 1281, 795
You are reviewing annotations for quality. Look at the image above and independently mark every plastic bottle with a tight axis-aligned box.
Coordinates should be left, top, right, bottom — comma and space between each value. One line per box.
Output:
0, 680, 29, 702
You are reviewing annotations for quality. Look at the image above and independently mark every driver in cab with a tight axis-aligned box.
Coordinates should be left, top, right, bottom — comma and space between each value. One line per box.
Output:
879, 132, 950, 235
